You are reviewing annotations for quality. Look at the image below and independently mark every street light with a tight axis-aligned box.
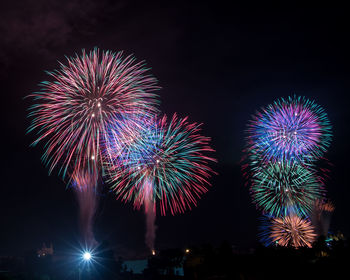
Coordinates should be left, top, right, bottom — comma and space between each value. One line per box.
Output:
83, 252, 92, 261
79, 251, 93, 280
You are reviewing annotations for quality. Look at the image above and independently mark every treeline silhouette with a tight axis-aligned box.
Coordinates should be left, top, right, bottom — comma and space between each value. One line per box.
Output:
0, 235, 348, 280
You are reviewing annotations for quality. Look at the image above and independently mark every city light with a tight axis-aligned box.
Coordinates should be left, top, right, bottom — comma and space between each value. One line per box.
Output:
83, 252, 92, 261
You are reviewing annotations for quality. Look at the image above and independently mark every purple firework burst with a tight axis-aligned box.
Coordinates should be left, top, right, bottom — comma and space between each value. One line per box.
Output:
246, 95, 332, 164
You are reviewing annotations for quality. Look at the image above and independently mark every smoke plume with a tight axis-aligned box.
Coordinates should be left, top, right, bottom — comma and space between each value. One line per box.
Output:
73, 171, 99, 247
143, 181, 157, 252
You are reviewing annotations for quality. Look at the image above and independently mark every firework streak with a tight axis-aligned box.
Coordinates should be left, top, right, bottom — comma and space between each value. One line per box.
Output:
27, 48, 160, 247
71, 170, 99, 246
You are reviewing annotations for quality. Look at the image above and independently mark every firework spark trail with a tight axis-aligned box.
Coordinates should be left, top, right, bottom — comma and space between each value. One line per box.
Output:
72, 170, 99, 247
143, 180, 157, 252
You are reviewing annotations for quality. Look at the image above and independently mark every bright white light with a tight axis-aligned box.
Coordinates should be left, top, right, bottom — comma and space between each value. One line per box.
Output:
97, 102, 101, 107
83, 252, 92, 261
91, 155, 95, 160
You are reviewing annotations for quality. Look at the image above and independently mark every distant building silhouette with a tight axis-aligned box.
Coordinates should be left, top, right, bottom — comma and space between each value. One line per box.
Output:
37, 243, 53, 257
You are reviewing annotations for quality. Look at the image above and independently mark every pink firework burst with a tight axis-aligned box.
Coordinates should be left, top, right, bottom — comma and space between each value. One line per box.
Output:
27, 48, 160, 179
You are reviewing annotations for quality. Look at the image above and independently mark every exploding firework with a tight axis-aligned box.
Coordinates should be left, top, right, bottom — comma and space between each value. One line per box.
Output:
260, 215, 317, 248
246, 95, 332, 164
250, 161, 324, 217
27, 48, 159, 179
105, 113, 217, 216
103, 115, 161, 251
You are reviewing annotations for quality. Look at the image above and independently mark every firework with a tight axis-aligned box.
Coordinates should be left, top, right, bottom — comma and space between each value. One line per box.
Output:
261, 215, 317, 248
250, 161, 324, 217
104, 113, 217, 215
103, 114, 158, 169
311, 199, 335, 237
246, 95, 332, 164
27, 48, 160, 179
313, 199, 335, 213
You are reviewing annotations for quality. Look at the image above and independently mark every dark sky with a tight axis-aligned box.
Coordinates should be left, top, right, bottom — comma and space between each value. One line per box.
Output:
1, 1, 349, 258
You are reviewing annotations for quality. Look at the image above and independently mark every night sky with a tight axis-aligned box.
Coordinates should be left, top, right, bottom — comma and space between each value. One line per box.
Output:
1, 1, 349, 258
